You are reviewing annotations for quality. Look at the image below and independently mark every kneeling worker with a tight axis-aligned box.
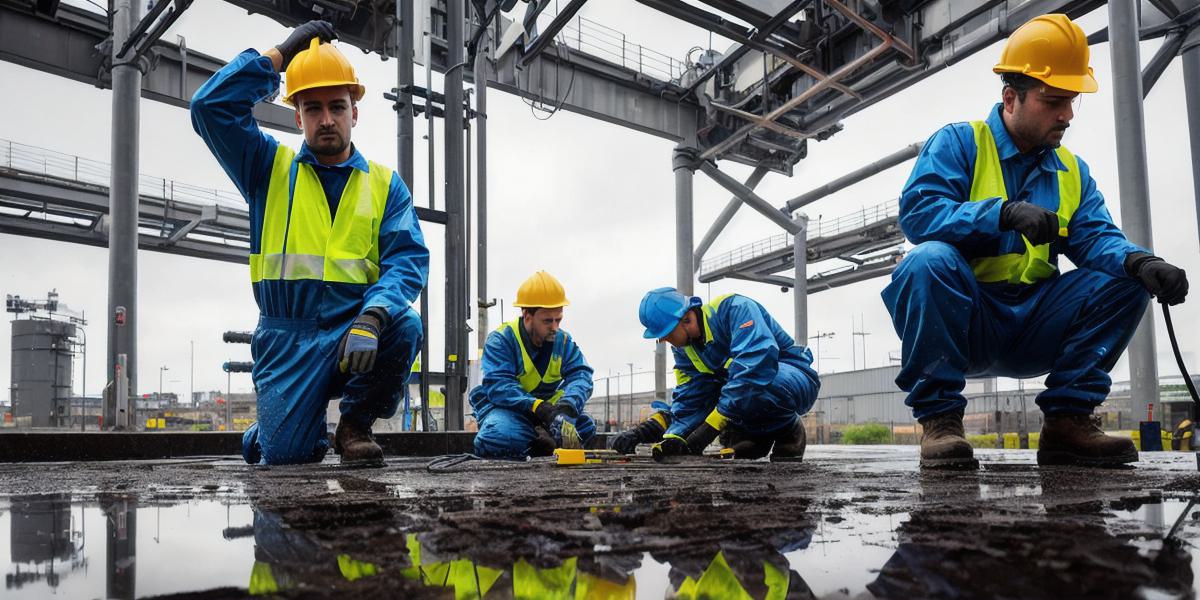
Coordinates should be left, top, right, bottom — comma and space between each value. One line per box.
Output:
638, 288, 820, 461
470, 272, 596, 458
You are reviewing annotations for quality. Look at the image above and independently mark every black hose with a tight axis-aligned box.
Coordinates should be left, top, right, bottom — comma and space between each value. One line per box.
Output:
1162, 303, 1200, 472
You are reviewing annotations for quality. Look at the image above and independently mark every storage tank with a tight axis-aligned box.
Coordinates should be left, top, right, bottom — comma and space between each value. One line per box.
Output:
10, 318, 76, 428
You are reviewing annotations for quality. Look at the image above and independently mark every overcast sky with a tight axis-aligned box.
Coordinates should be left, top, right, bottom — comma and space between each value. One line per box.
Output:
1, 1, 1197, 405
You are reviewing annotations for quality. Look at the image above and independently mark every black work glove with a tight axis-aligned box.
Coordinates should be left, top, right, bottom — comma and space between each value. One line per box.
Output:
610, 414, 668, 455
683, 421, 722, 454
337, 307, 388, 374
651, 434, 690, 462
1000, 201, 1059, 246
532, 398, 556, 428
1126, 252, 1189, 305
276, 20, 337, 70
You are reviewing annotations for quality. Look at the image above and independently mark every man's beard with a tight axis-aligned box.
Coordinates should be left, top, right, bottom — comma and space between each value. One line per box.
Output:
311, 131, 348, 156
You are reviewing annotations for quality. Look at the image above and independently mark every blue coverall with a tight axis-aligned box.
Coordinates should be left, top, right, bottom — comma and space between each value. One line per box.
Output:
883, 104, 1150, 420
469, 322, 595, 459
191, 50, 429, 464
667, 295, 820, 439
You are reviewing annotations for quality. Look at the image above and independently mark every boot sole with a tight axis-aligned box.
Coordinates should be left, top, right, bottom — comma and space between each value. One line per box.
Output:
1036, 449, 1138, 467
920, 456, 979, 470
769, 454, 805, 463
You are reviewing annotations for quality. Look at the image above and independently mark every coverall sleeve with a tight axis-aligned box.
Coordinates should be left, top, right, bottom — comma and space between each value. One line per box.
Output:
899, 125, 1004, 244
715, 299, 781, 420
478, 330, 537, 412
362, 174, 430, 319
189, 49, 280, 204
1062, 156, 1148, 279
665, 351, 720, 437
555, 335, 594, 415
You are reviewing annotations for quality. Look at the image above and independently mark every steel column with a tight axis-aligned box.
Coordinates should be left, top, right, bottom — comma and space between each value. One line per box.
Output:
475, 20, 491, 357
667, 146, 699, 402
1183, 29, 1200, 249
444, 0, 467, 431
792, 214, 809, 343
1108, 0, 1159, 423
106, 0, 143, 423
693, 166, 769, 271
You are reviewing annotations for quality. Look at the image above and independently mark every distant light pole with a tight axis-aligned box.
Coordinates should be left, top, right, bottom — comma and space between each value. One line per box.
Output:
808, 332, 835, 373
158, 365, 169, 400
189, 340, 195, 407
627, 362, 634, 426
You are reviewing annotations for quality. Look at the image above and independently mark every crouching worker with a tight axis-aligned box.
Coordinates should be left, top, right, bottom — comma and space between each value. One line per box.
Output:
191, 21, 428, 465
470, 272, 596, 459
638, 288, 820, 461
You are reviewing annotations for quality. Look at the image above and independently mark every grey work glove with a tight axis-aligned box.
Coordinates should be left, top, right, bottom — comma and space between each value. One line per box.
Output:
276, 20, 337, 70
1000, 201, 1060, 246
1126, 252, 1189, 306
338, 308, 388, 374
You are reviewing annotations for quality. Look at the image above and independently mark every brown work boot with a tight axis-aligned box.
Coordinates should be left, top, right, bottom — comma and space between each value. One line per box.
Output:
1038, 414, 1138, 467
528, 426, 556, 458
770, 418, 807, 462
918, 409, 978, 469
334, 420, 384, 466
719, 428, 772, 459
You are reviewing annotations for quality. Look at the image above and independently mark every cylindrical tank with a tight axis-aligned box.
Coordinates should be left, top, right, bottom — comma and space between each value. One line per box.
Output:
11, 319, 76, 428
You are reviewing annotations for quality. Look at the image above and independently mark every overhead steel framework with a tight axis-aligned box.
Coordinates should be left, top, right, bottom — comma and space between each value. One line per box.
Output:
1, 0, 1196, 429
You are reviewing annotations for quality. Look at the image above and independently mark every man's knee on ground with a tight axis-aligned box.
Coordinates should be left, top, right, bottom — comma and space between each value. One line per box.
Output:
261, 438, 329, 465
896, 242, 967, 279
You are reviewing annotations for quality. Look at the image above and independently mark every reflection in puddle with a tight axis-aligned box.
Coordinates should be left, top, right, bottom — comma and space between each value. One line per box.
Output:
2, 494, 255, 598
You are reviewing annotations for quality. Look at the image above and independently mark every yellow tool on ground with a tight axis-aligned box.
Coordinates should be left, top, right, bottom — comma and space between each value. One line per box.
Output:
553, 448, 629, 466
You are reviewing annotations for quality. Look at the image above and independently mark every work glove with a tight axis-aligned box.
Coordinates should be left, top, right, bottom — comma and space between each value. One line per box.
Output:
531, 399, 582, 448
611, 412, 670, 455
1000, 201, 1059, 246
1126, 252, 1189, 306
277, 20, 337, 70
651, 434, 690, 461
338, 308, 388, 374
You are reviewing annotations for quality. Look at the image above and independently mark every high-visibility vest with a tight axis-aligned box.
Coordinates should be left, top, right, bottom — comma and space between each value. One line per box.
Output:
249, 145, 391, 284
673, 551, 789, 600
967, 120, 1081, 285
676, 294, 735, 386
497, 319, 568, 404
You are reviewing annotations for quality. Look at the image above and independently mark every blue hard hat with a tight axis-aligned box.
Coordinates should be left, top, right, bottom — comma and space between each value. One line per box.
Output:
639, 287, 701, 339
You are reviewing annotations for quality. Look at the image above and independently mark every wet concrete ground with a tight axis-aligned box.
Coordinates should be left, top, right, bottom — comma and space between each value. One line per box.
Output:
4, 445, 1200, 599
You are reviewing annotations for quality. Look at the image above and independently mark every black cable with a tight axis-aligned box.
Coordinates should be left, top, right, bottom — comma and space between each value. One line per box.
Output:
1163, 303, 1200, 408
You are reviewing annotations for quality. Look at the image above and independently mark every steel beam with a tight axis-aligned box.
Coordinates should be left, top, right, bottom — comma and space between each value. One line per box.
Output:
520, 0, 588, 66
694, 165, 769, 271
1108, 0, 1160, 426
697, 161, 799, 234
0, 2, 297, 133
444, 0, 467, 431
1184, 28, 1200, 248
782, 142, 923, 211
1142, 30, 1186, 97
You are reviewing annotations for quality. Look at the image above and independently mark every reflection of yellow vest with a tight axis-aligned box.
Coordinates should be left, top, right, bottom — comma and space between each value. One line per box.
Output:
250, 145, 391, 284
673, 551, 788, 600
498, 319, 567, 404
967, 121, 1081, 285
401, 534, 503, 600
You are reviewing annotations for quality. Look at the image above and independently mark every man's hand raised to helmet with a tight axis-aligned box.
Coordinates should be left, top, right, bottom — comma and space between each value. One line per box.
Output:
277, 20, 337, 70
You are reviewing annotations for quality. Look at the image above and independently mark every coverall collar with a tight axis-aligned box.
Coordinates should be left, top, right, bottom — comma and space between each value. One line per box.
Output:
987, 103, 1067, 174
296, 142, 370, 173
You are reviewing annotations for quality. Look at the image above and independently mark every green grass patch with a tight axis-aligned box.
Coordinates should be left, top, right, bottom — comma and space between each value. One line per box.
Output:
841, 422, 892, 445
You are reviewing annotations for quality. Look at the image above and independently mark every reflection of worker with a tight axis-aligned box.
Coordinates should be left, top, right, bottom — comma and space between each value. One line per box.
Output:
249, 509, 385, 595
470, 272, 595, 459
883, 14, 1188, 469
659, 536, 815, 600
192, 21, 428, 465
638, 289, 820, 461
610, 400, 672, 454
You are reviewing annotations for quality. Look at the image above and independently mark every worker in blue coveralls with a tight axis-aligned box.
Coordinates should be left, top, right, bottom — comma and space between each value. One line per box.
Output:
191, 21, 428, 465
884, 14, 1188, 469
470, 271, 595, 459
638, 288, 820, 461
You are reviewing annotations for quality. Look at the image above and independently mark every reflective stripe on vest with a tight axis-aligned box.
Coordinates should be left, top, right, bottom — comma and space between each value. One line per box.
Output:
967, 121, 1081, 284
498, 319, 566, 404
249, 145, 390, 284
682, 294, 736, 376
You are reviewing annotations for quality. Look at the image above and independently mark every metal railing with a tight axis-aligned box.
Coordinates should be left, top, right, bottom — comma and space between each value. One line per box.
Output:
0, 138, 245, 209
535, 9, 687, 83
700, 199, 900, 274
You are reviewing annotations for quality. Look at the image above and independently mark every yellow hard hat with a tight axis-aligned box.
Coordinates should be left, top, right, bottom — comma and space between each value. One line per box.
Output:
283, 38, 367, 106
513, 271, 569, 308
993, 14, 1097, 93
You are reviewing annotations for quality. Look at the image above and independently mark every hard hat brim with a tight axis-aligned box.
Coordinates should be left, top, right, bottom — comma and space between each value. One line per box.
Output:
511, 301, 570, 309
283, 82, 367, 107
1041, 72, 1098, 93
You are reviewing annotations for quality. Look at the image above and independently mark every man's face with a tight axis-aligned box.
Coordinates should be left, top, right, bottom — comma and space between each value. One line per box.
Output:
1003, 84, 1078, 151
660, 309, 701, 348
523, 307, 564, 347
294, 86, 357, 161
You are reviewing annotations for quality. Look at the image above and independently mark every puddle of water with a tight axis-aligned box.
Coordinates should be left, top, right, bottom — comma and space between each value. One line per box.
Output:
1, 494, 255, 599
1106, 495, 1200, 599
978, 483, 1042, 500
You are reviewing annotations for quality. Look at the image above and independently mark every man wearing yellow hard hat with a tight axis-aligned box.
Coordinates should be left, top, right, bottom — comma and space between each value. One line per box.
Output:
191, 21, 429, 465
469, 271, 596, 459
883, 14, 1187, 469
